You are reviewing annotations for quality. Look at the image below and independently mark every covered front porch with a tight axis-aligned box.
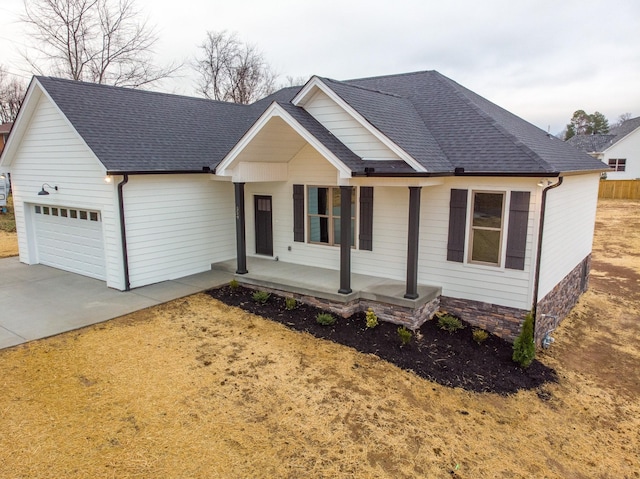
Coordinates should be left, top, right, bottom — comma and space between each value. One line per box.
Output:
212, 257, 442, 329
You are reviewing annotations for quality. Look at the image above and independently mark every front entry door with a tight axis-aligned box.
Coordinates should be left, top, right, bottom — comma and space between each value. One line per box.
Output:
255, 195, 273, 256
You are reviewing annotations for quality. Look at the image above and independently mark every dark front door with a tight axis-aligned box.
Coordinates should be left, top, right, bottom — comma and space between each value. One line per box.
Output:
255, 195, 273, 256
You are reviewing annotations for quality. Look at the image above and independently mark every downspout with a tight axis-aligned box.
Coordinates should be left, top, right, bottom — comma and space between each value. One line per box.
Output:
532, 177, 563, 318
117, 174, 131, 291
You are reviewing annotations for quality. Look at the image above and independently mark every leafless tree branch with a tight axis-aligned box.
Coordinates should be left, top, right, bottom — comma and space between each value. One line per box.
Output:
193, 30, 277, 104
21, 0, 180, 88
0, 66, 27, 123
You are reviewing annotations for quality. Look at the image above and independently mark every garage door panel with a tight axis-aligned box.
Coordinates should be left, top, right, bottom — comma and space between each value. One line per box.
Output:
33, 204, 106, 280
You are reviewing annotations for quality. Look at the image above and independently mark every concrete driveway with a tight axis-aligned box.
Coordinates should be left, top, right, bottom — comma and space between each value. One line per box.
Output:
0, 257, 232, 350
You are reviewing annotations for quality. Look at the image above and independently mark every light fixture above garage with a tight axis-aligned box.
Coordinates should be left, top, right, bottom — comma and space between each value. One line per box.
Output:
38, 183, 58, 195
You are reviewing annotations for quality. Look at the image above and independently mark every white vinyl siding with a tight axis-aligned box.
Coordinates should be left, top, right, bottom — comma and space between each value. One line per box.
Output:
303, 90, 402, 161
602, 128, 640, 179
537, 174, 600, 299
7, 92, 123, 288
123, 175, 235, 288
244, 146, 409, 282
418, 178, 540, 310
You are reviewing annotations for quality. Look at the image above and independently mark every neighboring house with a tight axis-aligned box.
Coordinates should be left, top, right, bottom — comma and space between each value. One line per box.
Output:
567, 116, 640, 179
0, 122, 12, 153
0, 71, 606, 344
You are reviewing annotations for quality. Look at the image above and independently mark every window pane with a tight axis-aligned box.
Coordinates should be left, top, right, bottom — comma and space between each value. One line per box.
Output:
52, 208, 58, 216
308, 187, 328, 215
60, 209, 68, 217
473, 193, 503, 228
309, 216, 329, 243
472, 229, 501, 264
70, 210, 77, 219
332, 188, 341, 217
89, 212, 98, 221
79, 211, 87, 220
43, 207, 49, 215
333, 218, 356, 246
35, 206, 41, 214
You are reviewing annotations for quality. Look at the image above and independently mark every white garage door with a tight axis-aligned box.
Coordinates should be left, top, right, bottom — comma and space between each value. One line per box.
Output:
33, 204, 106, 280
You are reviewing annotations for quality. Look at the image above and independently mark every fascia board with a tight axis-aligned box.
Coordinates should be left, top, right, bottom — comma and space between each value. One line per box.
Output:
0, 79, 42, 167
292, 77, 426, 173
216, 102, 352, 178
602, 126, 640, 154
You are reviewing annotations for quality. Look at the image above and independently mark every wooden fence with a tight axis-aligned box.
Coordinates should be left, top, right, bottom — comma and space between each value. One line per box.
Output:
598, 180, 640, 200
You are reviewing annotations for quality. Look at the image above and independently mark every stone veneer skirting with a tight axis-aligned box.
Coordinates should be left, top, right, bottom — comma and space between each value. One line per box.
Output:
535, 254, 591, 346
241, 283, 440, 330
239, 254, 591, 345
439, 296, 528, 343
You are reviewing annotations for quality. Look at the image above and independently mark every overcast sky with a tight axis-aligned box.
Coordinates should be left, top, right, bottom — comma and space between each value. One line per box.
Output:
1, 0, 639, 134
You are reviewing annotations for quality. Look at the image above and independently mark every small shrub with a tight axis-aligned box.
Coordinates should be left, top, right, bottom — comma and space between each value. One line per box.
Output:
472, 328, 489, 344
285, 297, 297, 310
438, 314, 464, 333
252, 290, 271, 304
229, 279, 240, 290
397, 326, 412, 346
365, 308, 379, 329
513, 312, 536, 368
316, 312, 336, 326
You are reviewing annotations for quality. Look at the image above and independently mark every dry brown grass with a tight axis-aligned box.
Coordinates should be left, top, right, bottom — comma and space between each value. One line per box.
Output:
0, 201, 639, 478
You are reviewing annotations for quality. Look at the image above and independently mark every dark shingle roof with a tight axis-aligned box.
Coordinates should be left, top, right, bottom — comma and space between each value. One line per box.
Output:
35, 72, 607, 176
567, 134, 616, 153
344, 71, 605, 174
566, 116, 640, 154
37, 76, 254, 172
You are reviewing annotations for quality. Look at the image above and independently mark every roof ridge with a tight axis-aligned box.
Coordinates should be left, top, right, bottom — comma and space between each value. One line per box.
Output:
35, 76, 249, 108
432, 72, 557, 173
344, 70, 436, 83
323, 77, 403, 98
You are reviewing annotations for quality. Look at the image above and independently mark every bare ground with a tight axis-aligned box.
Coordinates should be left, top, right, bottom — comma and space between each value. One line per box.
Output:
0, 200, 639, 478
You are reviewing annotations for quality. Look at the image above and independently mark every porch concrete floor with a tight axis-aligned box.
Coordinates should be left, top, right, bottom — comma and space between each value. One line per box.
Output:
212, 257, 441, 309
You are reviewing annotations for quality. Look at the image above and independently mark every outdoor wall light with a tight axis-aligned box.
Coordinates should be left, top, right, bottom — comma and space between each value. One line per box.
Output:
38, 183, 58, 195
537, 179, 553, 187
104, 175, 112, 183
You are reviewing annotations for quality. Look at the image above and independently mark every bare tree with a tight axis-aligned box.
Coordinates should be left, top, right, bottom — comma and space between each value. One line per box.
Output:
0, 67, 27, 123
21, 0, 179, 88
194, 31, 277, 104
612, 112, 633, 128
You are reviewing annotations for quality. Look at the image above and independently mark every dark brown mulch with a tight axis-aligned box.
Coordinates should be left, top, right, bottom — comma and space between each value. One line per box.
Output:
206, 286, 557, 395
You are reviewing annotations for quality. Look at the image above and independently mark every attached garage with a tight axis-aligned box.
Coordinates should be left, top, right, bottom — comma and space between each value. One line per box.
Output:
32, 204, 106, 280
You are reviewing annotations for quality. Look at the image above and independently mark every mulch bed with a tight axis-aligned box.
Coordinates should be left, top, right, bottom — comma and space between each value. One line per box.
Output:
206, 285, 557, 395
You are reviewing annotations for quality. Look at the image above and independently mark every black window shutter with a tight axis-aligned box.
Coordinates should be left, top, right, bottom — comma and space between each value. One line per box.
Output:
505, 191, 530, 270
359, 187, 374, 251
293, 184, 305, 242
447, 189, 468, 262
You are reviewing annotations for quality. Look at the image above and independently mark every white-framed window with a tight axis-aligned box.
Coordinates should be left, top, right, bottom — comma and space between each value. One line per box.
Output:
608, 158, 626, 171
307, 186, 355, 246
468, 191, 505, 266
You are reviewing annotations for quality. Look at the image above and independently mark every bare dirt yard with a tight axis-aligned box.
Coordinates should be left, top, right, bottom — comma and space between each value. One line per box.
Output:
0, 200, 639, 478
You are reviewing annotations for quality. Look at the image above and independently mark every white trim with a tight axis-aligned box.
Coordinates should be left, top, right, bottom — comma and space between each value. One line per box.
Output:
215, 102, 352, 179
602, 125, 640, 154
292, 77, 427, 173
0, 79, 107, 175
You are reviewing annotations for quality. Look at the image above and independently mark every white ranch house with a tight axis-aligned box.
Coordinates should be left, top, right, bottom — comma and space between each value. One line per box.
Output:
0, 71, 606, 344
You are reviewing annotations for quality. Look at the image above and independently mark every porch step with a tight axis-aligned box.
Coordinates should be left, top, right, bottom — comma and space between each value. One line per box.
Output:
211, 258, 441, 310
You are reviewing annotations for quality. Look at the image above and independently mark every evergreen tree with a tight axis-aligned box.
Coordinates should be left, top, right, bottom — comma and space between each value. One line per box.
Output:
513, 312, 536, 368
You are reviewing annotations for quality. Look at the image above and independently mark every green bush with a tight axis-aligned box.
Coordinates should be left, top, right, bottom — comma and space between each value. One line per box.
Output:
229, 279, 240, 290
513, 312, 536, 368
252, 290, 271, 304
397, 326, 412, 346
472, 328, 489, 344
365, 308, 379, 329
316, 312, 336, 326
438, 314, 464, 333
285, 297, 297, 310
